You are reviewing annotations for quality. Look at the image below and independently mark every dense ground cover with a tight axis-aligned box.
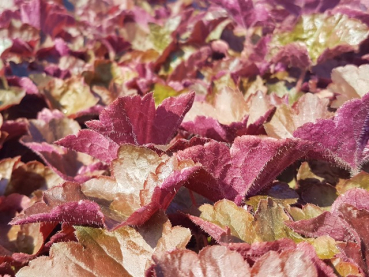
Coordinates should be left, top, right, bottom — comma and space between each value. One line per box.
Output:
2, 0, 369, 276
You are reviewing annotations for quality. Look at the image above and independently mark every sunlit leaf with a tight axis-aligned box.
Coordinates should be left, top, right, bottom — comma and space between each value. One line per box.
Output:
271, 13, 369, 63
198, 199, 256, 243
17, 213, 191, 277
153, 83, 178, 105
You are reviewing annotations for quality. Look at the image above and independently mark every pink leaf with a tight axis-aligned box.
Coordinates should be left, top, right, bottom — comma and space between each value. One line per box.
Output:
55, 130, 119, 163
152, 92, 196, 144
25, 143, 105, 182
286, 212, 359, 242
227, 239, 297, 264
294, 93, 369, 173
58, 93, 195, 162
179, 136, 313, 203
331, 188, 369, 213
10, 183, 105, 227
187, 214, 229, 243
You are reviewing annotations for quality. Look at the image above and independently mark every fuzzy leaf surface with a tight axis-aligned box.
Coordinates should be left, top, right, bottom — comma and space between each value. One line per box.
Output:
11, 145, 199, 229
294, 93, 369, 174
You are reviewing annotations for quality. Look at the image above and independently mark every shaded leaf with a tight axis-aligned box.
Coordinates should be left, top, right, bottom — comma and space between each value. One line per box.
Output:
254, 198, 301, 242
336, 171, 369, 194
22, 108, 80, 145
298, 183, 337, 207
23, 143, 106, 182
0, 81, 26, 111
187, 214, 231, 244
310, 236, 339, 260
288, 204, 324, 221
20, 109, 106, 181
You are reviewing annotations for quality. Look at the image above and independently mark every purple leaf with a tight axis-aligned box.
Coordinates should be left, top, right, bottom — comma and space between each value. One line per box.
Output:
187, 214, 230, 243
272, 43, 312, 68
55, 130, 119, 163
151, 92, 196, 144
59, 93, 195, 162
286, 212, 359, 242
294, 93, 369, 174
85, 93, 155, 145
179, 136, 314, 204
181, 116, 232, 142
211, 0, 270, 29
271, 0, 340, 15
9, 182, 109, 228
227, 239, 297, 265
331, 188, 369, 213
178, 140, 236, 202
24, 143, 106, 182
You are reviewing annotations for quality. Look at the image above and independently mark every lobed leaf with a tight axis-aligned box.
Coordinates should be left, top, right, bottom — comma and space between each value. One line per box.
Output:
17, 213, 191, 277
271, 13, 369, 63
179, 135, 315, 203
11, 145, 200, 229
265, 93, 333, 139
150, 245, 251, 277
329, 64, 369, 108
57, 92, 195, 163
294, 93, 369, 174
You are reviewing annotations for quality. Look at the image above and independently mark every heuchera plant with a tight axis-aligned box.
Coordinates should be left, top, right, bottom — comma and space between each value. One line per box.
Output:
2, 0, 369, 276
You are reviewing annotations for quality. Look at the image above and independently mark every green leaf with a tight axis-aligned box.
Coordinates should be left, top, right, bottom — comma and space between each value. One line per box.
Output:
271, 13, 369, 63
310, 235, 339, 259
336, 171, 369, 194
148, 17, 180, 54
153, 83, 178, 105
254, 198, 303, 242
199, 199, 256, 243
